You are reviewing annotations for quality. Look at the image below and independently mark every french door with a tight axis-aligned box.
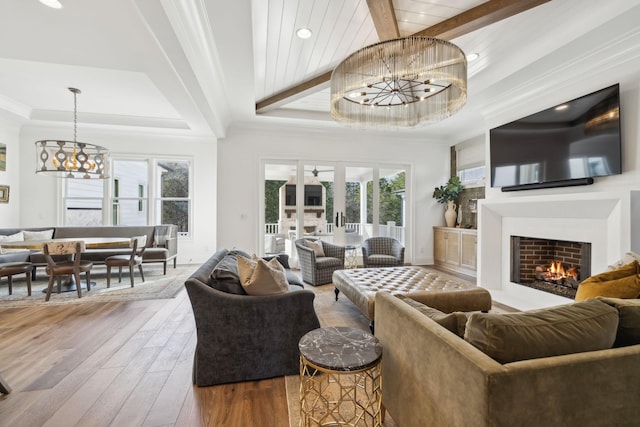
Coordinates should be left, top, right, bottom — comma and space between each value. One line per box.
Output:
262, 161, 408, 264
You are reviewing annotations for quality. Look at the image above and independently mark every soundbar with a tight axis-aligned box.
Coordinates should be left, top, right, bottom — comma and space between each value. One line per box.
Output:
501, 177, 594, 192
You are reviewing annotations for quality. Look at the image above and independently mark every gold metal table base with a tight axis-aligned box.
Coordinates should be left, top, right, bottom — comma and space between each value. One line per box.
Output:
344, 246, 358, 269
299, 355, 382, 427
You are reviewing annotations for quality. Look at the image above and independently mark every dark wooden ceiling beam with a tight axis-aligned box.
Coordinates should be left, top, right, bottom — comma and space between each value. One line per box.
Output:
256, 0, 550, 113
413, 0, 550, 40
367, 0, 400, 41
255, 71, 332, 113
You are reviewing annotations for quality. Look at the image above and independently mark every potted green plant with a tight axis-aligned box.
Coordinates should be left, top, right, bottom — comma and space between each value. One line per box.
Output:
433, 176, 464, 227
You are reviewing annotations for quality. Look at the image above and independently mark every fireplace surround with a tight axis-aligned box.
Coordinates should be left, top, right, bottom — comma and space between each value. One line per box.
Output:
478, 191, 640, 310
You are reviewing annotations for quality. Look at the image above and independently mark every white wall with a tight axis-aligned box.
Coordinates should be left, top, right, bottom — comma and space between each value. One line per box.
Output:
18, 126, 218, 264
0, 114, 23, 227
217, 123, 451, 265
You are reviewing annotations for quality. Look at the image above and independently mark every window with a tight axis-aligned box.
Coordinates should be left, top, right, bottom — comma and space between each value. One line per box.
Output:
156, 160, 190, 236
458, 165, 486, 185
62, 156, 191, 236
455, 136, 486, 187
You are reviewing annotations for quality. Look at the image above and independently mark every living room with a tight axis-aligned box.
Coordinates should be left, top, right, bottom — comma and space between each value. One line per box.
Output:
2, 0, 640, 425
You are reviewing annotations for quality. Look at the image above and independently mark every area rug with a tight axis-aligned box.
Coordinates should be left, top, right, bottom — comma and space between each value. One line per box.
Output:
0, 264, 197, 307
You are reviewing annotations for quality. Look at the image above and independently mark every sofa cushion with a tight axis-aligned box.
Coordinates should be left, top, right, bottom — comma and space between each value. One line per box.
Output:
262, 253, 290, 269
237, 256, 289, 296
596, 297, 640, 347
0, 231, 24, 254
398, 295, 467, 337
575, 274, 640, 302
315, 257, 342, 269
23, 229, 54, 240
464, 299, 619, 364
209, 249, 249, 295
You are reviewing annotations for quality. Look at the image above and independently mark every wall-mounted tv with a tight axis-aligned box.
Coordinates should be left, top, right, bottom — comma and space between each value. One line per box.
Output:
489, 84, 622, 191
285, 184, 323, 206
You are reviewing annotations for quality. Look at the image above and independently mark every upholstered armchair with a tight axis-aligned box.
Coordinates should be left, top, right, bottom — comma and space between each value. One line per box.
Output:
295, 238, 345, 286
362, 237, 405, 268
185, 249, 321, 386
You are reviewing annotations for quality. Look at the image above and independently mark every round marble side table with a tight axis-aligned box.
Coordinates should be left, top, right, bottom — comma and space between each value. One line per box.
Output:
298, 326, 383, 427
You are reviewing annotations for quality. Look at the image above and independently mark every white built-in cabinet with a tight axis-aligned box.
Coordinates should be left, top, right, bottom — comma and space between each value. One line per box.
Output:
433, 227, 477, 277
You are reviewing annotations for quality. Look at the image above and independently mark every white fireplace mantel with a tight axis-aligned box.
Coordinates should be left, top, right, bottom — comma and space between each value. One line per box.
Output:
477, 190, 640, 310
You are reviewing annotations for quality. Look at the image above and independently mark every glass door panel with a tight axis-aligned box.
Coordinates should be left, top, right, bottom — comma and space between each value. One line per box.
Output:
378, 167, 406, 246
303, 164, 337, 242
263, 162, 296, 257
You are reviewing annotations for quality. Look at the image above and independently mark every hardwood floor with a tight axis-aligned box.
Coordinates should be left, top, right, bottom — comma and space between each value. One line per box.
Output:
0, 266, 492, 426
0, 277, 370, 427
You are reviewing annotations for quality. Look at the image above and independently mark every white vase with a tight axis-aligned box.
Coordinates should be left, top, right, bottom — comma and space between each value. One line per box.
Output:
444, 200, 457, 227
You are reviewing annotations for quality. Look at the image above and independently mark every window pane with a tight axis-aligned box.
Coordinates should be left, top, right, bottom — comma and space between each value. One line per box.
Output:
159, 200, 189, 233
64, 179, 104, 225
113, 160, 148, 225
158, 161, 189, 198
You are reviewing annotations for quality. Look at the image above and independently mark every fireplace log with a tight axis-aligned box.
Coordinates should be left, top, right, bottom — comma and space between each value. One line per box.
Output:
564, 276, 579, 289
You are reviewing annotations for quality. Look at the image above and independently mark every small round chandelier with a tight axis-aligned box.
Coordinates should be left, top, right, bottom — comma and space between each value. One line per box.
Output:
331, 37, 467, 127
35, 88, 110, 179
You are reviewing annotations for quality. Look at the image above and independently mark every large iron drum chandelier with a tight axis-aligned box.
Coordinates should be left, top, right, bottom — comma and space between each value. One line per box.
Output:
331, 37, 467, 127
35, 88, 110, 179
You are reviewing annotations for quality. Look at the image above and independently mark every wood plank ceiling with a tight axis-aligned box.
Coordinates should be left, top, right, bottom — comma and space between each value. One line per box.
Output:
254, 0, 550, 114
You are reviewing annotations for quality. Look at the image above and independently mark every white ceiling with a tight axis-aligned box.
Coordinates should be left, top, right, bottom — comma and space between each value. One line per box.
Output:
1, 0, 639, 142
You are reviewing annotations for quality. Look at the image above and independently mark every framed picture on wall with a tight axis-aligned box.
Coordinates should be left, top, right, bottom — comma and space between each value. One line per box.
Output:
0, 185, 9, 203
0, 143, 5, 171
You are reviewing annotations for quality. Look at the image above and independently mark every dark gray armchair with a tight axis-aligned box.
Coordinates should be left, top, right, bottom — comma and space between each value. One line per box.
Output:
295, 238, 345, 286
184, 249, 321, 386
362, 237, 405, 268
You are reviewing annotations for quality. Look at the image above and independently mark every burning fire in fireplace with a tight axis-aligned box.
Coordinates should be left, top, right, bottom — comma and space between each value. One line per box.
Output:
535, 261, 579, 288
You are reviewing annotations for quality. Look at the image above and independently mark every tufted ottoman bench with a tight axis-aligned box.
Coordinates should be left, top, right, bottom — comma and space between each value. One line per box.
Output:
333, 266, 491, 330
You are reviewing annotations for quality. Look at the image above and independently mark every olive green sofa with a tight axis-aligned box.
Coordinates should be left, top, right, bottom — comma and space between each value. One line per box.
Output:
375, 292, 640, 427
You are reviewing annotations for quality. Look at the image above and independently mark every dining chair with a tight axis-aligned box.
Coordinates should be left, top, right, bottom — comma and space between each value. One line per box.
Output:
43, 240, 93, 301
105, 235, 147, 288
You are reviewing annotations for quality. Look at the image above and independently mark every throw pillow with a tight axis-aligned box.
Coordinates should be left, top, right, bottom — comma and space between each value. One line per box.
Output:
608, 252, 640, 270
575, 274, 640, 302
596, 297, 640, 347
398, 295, 468, 337
237, 256, 289, 296
23, 229, 54, 240
0, 231, 25, 254
305, 240, 325, 257
464, 299, 619, 364
586, 261, 640, 283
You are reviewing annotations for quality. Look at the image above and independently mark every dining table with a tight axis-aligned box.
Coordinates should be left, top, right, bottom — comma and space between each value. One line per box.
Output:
1, 237, 131, 292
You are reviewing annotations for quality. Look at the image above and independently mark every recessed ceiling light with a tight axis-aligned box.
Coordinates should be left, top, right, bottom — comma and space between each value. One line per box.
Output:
39, 0, 63, 9
296, 27, 312, 39
466, 53, 480, 62
555, 104, 569, 111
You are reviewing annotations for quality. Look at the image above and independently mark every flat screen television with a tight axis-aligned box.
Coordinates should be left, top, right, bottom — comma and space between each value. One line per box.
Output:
285, 184, 323, 206
489, 84, 622, 191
